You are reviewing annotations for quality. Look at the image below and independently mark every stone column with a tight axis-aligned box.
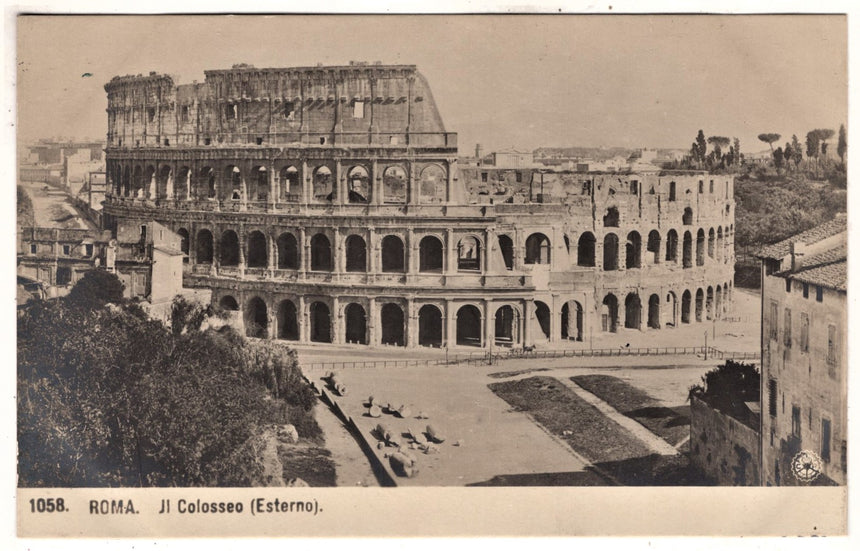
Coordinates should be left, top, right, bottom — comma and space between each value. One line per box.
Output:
332, 228, 342, 274
445, 228, 456, 275
484, 228, 494, 274
406, 299, 417, 348
407, 228, 417, 274
299, 227, 308, 276
523, 300, 533, 346
372, 160, 381, 205
298, 295, 308, 343
484, 300, 493, 348
367, 226, 377, 275
267, 231, 276, 277
268, 161, 277, 208
550, 295, 561, 343
301, 160, 310, 204
445, 300, 456, 348
268, 300, 277, 341
237, 225, 246, 277
407, 163, 417, 206
446, 159, 455, 204
368, 300, 378, 346
332, 296, 341, 344
335, 159, 344, 205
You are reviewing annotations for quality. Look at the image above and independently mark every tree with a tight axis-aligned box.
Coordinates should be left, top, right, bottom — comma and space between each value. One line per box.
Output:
17, 186, 35, 228
815, 128, 835, 159
773, 147, 784, 173
733, 137, 741, 166
708, 136, 731, 169
695, 130, 708, 167
783, 143, 793, 171
757, 133, 781, 153
65, 269, 125, 310
791, 135, 803, 169
837, 124, 847, 166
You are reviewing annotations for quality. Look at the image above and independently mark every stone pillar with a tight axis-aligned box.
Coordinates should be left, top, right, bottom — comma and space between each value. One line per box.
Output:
188, 222, 197, 265
550, 295, 561, 342
407, 228, 417, 274
331, 297, 341, 344
406, 299, 417, 348
368, 300, 378, 346
268, 161, 277, 207
523, 300, 534, 346
595, 237, 604, 270
298, 295, 308, 343
185, 169, 192, 201
165, 166, 174, 200
238, 225, 246, 277
301, 160, 310, 204
240, 161, 248, 208
267, 231, 276, 276
335, 159, 344, 205
445, 228, 456, 275
372, 160, 381, 205
367, 226, 377, 275
332, 228, 342, 274
484, 300, 494, 348
445, 300, 456, 348
407, 163, 417, 206
484, 228, 494, 274
299, 227, 308, 276
446, 159, 455, 204
268, 301, 277, 341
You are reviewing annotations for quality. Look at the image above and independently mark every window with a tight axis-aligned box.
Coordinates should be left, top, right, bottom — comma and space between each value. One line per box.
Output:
631, 180, 638, 194
698, 180, 704, 193
669, 181, 676, 201
792, 406, 801, 438
353, 100, 365, 118
783, 309, 792, 348
256, 137, 263, 145
140, 225, 147, 240
786, 279, 792, 293
516, 171, 522, 183
147, 107, 155, 122
768, 379, 777, 417
29, 244, 36, 254
204, 137, 212, 145
821, 419, 831, 463
802, 283, 809, 298
283, 101, 295, 120
827, 324, 837, 366
225, 104, 237, 120
481, 172, 488, 183
816, 286, 824, 302
769, 301, 778, 340
85, 244, 93, 257
164, 139, 170, 146
181, 105, 189, 123
800, 313, 809, 352
62, 245, 70, 256
709, 179, 714, 193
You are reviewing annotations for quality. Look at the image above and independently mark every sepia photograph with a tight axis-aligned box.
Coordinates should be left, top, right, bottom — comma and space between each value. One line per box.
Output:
9, 9, 850, 539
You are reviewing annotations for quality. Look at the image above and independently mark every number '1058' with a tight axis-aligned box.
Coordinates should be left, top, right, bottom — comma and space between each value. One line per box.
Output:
29, 498, 65, 512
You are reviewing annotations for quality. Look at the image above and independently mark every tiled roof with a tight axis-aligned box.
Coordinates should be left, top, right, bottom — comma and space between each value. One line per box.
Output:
756, 215, 847, 259
789, 259, 847, 292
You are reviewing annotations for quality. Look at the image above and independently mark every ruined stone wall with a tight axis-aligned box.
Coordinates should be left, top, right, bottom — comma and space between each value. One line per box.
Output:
690, 396, 761, 486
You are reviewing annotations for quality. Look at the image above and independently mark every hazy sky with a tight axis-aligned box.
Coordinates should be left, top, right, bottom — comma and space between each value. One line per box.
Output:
17, 14, 847, 153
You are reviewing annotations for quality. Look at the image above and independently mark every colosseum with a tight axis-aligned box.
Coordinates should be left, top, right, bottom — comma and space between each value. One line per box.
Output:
101, 63, 736, 349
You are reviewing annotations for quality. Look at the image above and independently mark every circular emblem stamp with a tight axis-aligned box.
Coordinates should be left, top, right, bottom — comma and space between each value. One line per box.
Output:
791, 449, 823, 483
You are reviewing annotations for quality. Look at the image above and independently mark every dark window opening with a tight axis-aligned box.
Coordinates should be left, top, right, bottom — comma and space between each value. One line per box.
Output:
768, 379, 777, 417
56, 267, 72, 286
816, 286, 824, 302
276, 233, 298, 270
821, 419, 831, 462
419, 236, 443, 272
457, 236, 481, 271
345, 235, 367, 272
603, 207, 620, 227
147, 107, 155, 122
381, 235, 405, 272
499, 235, 514, 270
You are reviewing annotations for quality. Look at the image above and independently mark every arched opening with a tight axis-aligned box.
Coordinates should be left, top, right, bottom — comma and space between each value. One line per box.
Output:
245, 297, 268, 338
648, 294, 660, 329
498, 235, 514, 270
681, 290, 692, 324
561, 301, 583, 341
347, 166, 370, 203
525, 233, 551, 264
626, 231, 641, 269
706, 286, 714, 320
345, 235, 367, 272
177, 228, 189, 260
143, 165, 156, 198
577, 232, 596, 267
419, 236, 443, 272
312, 166, 334, 202
457, 236, 481, 271
708, 228, 715, 259
494, 305, 518, 345
456, 305, 482, 346
717, 227, 724, 262
381, 235, 405, 272
310, 233, 332, 271
419, 165, 446, 203
682, 207, 693, 225
534, 301, 551, 340
695, 288, 704, 322
220, 230, 240, 266
226, 165, 242, 200
310, 301, 331, 343
277, 300, 299, 341
664, 292, 678, 327
276, 233, 298, 269
603, 233, 619, 271
279, 165, 299, 200
380, 303, 405, 346
132, 166, 143, 197
418, 305, 443, 347
696, 229, 705, 266
196, 229, 213, 263
682, 231, 693, 268
601, 294, 618, 333
344, 303, 367, 344
715, 285, 723, 319
246, 231, 267, 268
157, 165, 172, 199
647, 230, 660, 264
122, 166, 131, 196
383, 166, 407, 204
219, 295, 239, 311
200, 166, 216, 199
175, 166, 191, 199
624, 293, 642, 330
249, 166, 268, 202
669, 181, 676, 201
603, 206, 620, 227
666, 229, 678, 262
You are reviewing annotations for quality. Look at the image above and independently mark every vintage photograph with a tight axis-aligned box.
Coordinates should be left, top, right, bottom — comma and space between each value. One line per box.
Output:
14, 12, 847, 510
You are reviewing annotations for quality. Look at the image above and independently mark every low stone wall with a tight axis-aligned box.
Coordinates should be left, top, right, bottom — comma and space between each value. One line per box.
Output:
690, 395, 760, 486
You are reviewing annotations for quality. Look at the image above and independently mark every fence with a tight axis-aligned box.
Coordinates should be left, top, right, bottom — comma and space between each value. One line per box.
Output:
301, 345, 760, 371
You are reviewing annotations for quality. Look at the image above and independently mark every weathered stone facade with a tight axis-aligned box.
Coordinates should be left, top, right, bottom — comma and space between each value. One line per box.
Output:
102, 63, 736, 348
690, 395, 761, 486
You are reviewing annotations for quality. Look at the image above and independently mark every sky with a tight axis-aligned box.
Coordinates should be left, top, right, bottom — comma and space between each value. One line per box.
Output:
16, 14, 847, 154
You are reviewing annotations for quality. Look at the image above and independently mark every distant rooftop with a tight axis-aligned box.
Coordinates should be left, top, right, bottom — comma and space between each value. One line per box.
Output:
756, 215, 847, 260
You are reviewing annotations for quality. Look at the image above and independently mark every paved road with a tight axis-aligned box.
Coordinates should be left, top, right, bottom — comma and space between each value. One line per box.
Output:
19, 180, 96, 231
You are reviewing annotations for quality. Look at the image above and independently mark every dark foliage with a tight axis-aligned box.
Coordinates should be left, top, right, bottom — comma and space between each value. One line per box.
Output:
689, 361, 759, 423
17, 186, 35, 228
64, 269, 125, 311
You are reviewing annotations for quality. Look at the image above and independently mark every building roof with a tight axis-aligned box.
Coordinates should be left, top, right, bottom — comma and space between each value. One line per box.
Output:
756, 215, 847, 260
772, 239, 847, 292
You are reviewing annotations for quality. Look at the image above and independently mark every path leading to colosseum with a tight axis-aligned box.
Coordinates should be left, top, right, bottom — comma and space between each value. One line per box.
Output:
19, 180, 97, 230
313, 398, 380, 487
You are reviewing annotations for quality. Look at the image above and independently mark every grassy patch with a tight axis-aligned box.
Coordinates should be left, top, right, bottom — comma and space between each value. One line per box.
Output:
570, 375, 689, 446
488, 376, 652, 464
278, 444, 337, 487
593, 453, 711, 486
487, 367, 550, 379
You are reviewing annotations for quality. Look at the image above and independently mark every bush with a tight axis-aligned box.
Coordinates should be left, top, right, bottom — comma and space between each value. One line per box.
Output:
65, 269, 125, 310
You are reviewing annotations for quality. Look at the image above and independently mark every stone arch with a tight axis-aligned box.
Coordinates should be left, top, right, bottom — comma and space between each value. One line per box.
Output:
534, 300, 551, 340
381, 235, 405, 272
244, 296, 268, 338
419, 164, 446, 203
310, 233, 332, 271
277, 232, 299, 269
219, 295, 239, 311
525, 233, 551, 265
647, 230, 661, 264
666, 229, 679, 262
380, 303, 405, 346
346, 165, 370, 203
383, 165, 407, 204
310, 301, 332, 343
418, 304, 443, 347
561, 300, 583, 341
578, 232, 596, 267
345, 235, 367, 272
143, 165, 156, 198
708, 228, 715, 259
601, 294, 619, 333
626, 231, 642, 269
220, 230, 240, 266
603, 233, 619, 271
196, 229, 213, 263
682, 231, 693, 268
250, 165, 268, 202
246, 230, 267, 268
456, 304, 482, 346
132, 165, 143, 197
681, 290, 692, 324
177, 227, 189, 258
648, 294, 661, 329
717, 227, 724, 262
715, 285, 723, 319
494, 304, 520, 345
696, 229, 705, 266
312, 165, 334, 202
279, 165, 299, 200
498, 234, 514, 270
225, 165, 242, 200
344, 303, 367, 344
706, 286, 714, 320
200, 166, 216, 199
603, 206, 620, 227
277, 299, 299, 341
695, 288, 704, 322
625, 293, 642, 330
175, 166, 191, 199
664, 291, 678, 327
683, 207, 693, 225
419, 235, 444, 272
457, 235, 482, 271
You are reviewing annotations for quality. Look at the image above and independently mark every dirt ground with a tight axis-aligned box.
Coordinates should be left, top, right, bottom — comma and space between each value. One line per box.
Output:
19, 180, 97, 230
